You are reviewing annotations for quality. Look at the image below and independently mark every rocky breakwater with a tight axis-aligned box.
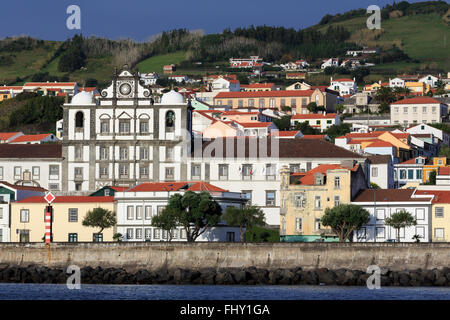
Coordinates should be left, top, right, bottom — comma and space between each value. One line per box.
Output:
1, 264, 450, 286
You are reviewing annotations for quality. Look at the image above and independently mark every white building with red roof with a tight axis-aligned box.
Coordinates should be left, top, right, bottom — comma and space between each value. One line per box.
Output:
0, 132, 23, 144
328, 77, 357, 96
290, 113, 340, 132
114, 181, 247, 242
22, 81, 78, 96
390, 97, 448, 126
211, 77, 240, 92
9, 133, 59, 144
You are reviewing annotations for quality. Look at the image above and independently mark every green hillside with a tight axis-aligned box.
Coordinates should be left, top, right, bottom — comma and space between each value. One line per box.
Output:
138, 51, 186, 73
316, 13, 449, 70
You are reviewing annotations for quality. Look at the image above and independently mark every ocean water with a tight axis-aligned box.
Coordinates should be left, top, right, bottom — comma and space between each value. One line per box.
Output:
0, 283, 450, 300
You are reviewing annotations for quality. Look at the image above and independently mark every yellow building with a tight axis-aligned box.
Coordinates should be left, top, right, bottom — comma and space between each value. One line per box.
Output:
416, 189, 450, 242
0, 91, 11, 102
214, 88, 339, 113
423, 157, 449, 183
404, 81, 430, 95
11, 196, 116, 242
279, 162, 367, 242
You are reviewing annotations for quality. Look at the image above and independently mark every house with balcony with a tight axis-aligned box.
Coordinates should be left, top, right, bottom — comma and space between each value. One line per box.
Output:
393, 156, 426, 188
291, 113, 340, 132
279, 162, 367, 242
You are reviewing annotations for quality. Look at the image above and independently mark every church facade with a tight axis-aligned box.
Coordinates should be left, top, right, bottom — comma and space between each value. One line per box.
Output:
61, 66, 192, 192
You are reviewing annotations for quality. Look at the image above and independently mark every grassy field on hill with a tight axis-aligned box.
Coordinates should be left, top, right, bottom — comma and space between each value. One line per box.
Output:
138, 51, 186, 73
317, 13, 449, 70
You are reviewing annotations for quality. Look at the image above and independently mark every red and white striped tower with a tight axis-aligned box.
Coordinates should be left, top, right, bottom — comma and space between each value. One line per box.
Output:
44, 192, 56, 243
45, 206, 52, 243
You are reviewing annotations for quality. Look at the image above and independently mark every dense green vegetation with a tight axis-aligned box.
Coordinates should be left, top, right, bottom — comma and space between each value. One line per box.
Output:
0, 92, 63, 132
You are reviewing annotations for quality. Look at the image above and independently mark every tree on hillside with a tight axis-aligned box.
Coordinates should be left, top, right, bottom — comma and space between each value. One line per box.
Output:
375, 86, 396, 105
223, 205, 265, 242
294, 121, 320, 135
426, 170, 437, 185
306, 102, 318, 113
385, 209, 417, 242
155, 191, 223, 242
439, 145, 450, 158
324, 123, 351, 142
82, 207, 116, 236
272, 115, 291, 131
335, 103, 345, 114
58, 34, 86, 72
321, 204, 370, 242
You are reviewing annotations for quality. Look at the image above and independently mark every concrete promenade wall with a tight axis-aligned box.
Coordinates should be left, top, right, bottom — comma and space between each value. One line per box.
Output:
0, 242, 449, 272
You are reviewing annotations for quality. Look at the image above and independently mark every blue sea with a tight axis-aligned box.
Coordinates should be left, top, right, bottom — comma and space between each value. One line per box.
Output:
0, 283, 449, 300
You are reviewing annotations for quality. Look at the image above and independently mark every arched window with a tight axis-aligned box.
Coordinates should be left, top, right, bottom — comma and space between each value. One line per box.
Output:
166, 111, 175, 132
75, 111, 84, 128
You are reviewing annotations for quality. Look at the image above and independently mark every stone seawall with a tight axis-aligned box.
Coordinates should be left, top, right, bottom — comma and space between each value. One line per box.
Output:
0, 242, 450, 286
0, 242, 449, 272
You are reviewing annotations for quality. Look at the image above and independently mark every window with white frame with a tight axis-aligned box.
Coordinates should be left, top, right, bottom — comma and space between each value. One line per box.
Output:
136, 206, 143, 220
127, 206, 134, 220
294, 193, 305, 208
153, 228, 161, 239
295, 218, 302, 231
314, 196, 321, 209
14, 166, 21, 179
144, 228, 151, 240
49, 165, 59, 179
416, 226, 425, 239
166, 147, 174, 161
0, 207, 3, 219
32, 167, 40, 179
20, 209, 29, 223
371, 167, 378, 177
416, 208, 425, 220
434, 228, 444, 239
100, 166, 108, 178
136, 228, 143, 239
68, 208, 78, 222
376, 227, 385, 239
334, 195, 340, 207
315, 218, 321, 230
376, 209, 385, 220
265, 191, 275, 206
100, 147, 108, 160
140, 147, 148, 160
126, 228, 133, 239
119, 147, 128, 160
172, 229, 178, 239
334, 176, 340, 188
219, 164, 229, 180
0, 167, 3, 180
191, 164, 201, 179
100, 120, 109, 133
119, 164, 128, 178
266, 164, 276, 180
140, 120, 149, 133
145, 206, 152, 220
119, 120, 130, 133
74, 167, 83, 179
165, 167, 174, 180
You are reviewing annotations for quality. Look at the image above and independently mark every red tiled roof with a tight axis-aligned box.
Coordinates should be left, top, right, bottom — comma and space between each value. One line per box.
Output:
240, 83, 274, 88
128, 181, 227, 193
332, 78, 354, 82
23, 82, 76, 87
291, 113, 338, 120
235, 121, 272, 128
0, 132, 21, 140
365, 141, 394, 148
415, 190, 450, 204
16, 196, 114, 203
10, 133, 52, 143
0, 86, 22, 90
271, 130, 300, 137
438, 167, 450, 176
353, 189, 432, 202
221, 111, 259, 116
215, 90, 316, 99
301, 135, 326, 139
400, 156, 427, 165
292, 164, 357, 185
392, 97, 443, 105
110, 186, 128, 192
347, 139, 376, 145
